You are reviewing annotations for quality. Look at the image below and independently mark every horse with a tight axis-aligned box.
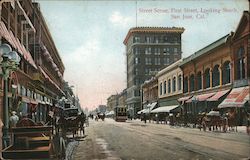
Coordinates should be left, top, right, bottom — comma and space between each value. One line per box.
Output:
227, 109, 238, 132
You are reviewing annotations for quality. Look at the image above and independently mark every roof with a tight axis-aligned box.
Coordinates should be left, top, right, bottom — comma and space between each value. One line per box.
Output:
179, 34, 231, 67
123, 26, 185, 45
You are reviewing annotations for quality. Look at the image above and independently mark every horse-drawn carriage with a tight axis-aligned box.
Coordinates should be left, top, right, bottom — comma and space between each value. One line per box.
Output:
58, 107, 85, 138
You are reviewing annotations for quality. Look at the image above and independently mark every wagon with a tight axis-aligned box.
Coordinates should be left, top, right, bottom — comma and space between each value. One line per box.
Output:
2, 126, 56, 159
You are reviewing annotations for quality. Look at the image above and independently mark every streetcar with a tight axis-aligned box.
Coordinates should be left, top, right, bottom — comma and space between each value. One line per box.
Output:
114, 106, 127, 122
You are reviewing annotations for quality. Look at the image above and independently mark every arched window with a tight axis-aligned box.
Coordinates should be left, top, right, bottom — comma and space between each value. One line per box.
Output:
189, 74, 195, 92
163, 81, 166, 94
178, 75, 182, 90
168, 79, 171, 93
197, 72, 202, 90
212, 65, 220, 87
160, 83, 162, 95
222, 61, 231, 84
236, 47, 245, 80
184, 77, 188, 93
204, 68, 210, 89
172, 77, 176, 92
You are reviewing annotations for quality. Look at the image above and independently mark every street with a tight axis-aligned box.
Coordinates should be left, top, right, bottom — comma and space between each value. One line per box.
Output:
72, 119, 250, 160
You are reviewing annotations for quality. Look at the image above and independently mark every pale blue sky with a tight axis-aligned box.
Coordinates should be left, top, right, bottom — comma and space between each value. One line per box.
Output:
36, 0, 248, 110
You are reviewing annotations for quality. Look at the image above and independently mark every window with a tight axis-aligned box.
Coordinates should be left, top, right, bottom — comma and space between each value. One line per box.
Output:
197, 72, 202, 90
154, 48, 160, 55
163, 57, 170, 65
222, 61, 231, 84
145, 36, 151, 43
134, 47, 139, 55
174, 47, 178, 54
133, 36, 140, 43
236, 47, 245, 80
160, 83, 163, 95
189, 74, 195, 92
135, 57, 140, 64
145, 58, 151, 65
183, 77, 188, 93
154, 58, 161, 65
155, 37, 159, 43
204, 68, 210, 89
135, 68, 139, 75
164, 81, 166, 94
212, 65, 220, 87
163, 36, 168, 42
172, 77, 176, 92
178, 75, 182, 90
168, 79, 171, 93
145, 68, 149, 75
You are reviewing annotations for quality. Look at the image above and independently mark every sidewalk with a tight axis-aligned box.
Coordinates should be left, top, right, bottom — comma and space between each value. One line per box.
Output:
125, 118, 249, 135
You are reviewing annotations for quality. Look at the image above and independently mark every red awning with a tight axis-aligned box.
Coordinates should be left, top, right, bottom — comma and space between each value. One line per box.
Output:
178, 96, 192, 104
218, 86, 249, 108
186, 92, 215, 103
207, 89, 230, 101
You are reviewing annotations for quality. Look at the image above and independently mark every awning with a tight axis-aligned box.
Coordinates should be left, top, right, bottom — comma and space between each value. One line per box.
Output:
144, 102, 157, 114
218, 86, 249, 108
106, 111, 114, 116
186, 92, 215, 103
207, 89, 230, 101
137, 109, 146, 114
207, 111, 220, 116
178, 96, 192, 104
151, 105, 179, 113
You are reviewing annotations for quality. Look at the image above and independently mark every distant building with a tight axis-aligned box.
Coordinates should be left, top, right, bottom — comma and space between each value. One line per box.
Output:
98, 105, 107, 114
107, 94, 119, 111
123, 27, 185, 118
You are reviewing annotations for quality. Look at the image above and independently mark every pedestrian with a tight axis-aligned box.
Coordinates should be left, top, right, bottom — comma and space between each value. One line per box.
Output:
9, 111, 19, 128
143, 113, 146, 124
246, 112, 250, 135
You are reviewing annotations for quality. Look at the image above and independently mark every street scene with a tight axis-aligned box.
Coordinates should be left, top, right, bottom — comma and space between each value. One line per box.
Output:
0, 0, 249, 160
72, 119, 250, 160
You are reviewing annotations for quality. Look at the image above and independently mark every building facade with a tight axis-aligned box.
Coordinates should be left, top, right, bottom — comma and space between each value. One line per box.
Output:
0, 0, 65, 149
107, 94, 119, 112
179, 11, 249, 124
157, 59, 183, 108
123, 27, 184, 118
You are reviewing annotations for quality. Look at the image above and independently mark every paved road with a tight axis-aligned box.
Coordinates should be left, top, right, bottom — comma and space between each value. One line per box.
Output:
72, 119, 250, 160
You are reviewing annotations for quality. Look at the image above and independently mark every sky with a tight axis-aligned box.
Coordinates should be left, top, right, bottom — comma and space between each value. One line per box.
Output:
36, 0, 248, 110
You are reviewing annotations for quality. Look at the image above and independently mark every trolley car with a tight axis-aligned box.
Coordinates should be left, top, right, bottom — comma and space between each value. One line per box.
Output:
114, 106, 127, 122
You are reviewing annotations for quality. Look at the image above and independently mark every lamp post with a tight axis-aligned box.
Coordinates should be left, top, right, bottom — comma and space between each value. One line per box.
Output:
0, 44, 20, 148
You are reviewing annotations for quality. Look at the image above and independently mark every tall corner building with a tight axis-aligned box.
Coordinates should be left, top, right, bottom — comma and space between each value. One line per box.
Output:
123, 27, 185, 118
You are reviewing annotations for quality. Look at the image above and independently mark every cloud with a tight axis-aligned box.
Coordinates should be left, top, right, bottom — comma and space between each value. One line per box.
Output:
109, 11, 133, 28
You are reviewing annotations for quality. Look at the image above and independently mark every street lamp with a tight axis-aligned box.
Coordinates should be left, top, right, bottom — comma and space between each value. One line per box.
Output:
0, 44, 20, 148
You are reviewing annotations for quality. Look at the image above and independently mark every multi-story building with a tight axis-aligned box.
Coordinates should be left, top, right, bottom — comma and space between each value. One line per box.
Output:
157, 59, 183, 108
179, 11, 249, 124
141, 77, 158, 113
117, 89, 127, 109
0, 0, 65, 149
123, 27, 184, 118
107, 94, 119, 112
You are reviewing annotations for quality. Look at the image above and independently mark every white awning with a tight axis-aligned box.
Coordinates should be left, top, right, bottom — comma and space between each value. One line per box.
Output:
106, 111, 114, 116
137, 109, 146, 114
151, 105, 179, 113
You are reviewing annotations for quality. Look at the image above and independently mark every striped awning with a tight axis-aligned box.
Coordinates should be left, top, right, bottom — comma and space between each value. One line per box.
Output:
207, 89, 230, 101
218, 86, 249, 108
186, 92, 215, 103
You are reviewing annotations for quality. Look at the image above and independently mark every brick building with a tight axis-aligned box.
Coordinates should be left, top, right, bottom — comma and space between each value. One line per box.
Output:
0, 0, 65, 150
